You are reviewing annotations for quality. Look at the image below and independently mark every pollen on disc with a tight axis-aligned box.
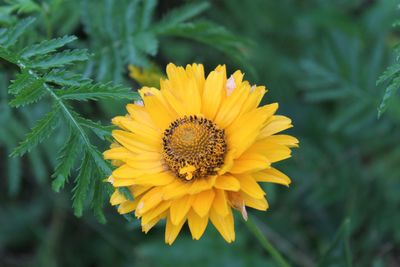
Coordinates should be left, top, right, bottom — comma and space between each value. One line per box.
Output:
162, 115, 227, 180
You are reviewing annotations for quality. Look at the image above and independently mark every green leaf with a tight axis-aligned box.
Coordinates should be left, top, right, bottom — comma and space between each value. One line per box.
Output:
376, 63, 400, 85
9, 77, 46, 107
72, 151, 92, 217
88, 145, 112, 176
377, 77, 400, 118
21, 35, 78, 59
8, 70, 33, 95
0, 17, 35, 47
52, 132, 83, 192
154, 2, 210, 32
11, 106, 60, 157
91, 176, 107, 223
6, 0, 41, 14
45, 69, 91, 87
77, 116, 113, 140
56, 82, 137, 101
29, 49, 89, 69
0, 46, 18, 63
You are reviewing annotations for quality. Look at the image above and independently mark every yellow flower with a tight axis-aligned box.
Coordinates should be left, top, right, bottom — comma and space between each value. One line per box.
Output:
104, 63, 298, 244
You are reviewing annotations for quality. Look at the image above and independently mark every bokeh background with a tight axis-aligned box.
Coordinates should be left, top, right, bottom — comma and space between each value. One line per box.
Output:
1, 0, 400, 266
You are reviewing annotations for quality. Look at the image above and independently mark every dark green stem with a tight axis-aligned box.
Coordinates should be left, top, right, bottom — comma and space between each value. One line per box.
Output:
245, 217, 291, 267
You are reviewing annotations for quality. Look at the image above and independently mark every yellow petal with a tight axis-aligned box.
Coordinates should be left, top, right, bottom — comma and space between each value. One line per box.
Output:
238, 85, 266, 116
131, 185, 152, 197
110, 190, 127, 206
236, 174, 266, 199
252, 168, 291, 186
187, 176, 216, 195
240, 191, 269, 211
214, 174, 240, 191
261, 134, 299, 147
226, 103, 278, 158
126, 104, 157, 130
258, 115, 293, 138
212, 189, 229, 216
135, 187, 164, 216
188, 209, 208, 240
112, 164, 144, 179
209, 206, 235, 243
201, 70, 224, 120
186, 63, 205, 95
214, 74, 249, 128
118, 199, 139, 214
229, 153, 270, 174
192, 189, 215, 217
112, 130, 158, 153
165, 214, 186, 245
170, 195, 193, 225
103, 147, 135, 161
128, 172, 175, 186
162, 179, 191, 200
139, 87, 177, 130
112, 115, 161, 143
141, 201, 171, 225
142, 211, 167, 234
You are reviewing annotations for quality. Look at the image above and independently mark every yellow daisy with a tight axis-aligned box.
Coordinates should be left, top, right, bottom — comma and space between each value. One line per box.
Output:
104, 63, 298, 244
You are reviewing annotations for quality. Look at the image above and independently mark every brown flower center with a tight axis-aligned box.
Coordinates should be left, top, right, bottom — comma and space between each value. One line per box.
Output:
162, 115, 227, 180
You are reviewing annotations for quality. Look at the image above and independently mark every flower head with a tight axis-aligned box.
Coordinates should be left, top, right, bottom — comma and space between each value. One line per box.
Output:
104, 63, 298, 244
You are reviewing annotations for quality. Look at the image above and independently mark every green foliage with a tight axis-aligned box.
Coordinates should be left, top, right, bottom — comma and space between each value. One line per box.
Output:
1, 1, 400, 267
377, 30, 400, 117
0, 17, 134, 219
81, 0, 246, 82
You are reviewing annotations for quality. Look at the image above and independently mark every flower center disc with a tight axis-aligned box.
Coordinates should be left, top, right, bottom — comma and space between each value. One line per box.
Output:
162, 115, 227, 180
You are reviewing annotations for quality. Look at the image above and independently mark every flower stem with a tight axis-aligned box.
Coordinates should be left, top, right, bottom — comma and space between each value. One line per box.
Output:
245, 217, 291, 267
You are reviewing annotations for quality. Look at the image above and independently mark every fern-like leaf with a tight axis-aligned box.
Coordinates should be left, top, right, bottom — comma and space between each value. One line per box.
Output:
29, 49, 89, 69
9, 78, 45, 107
8, 70, 33, 94
377, 77, 400, 118
52, 132, 83, 192
72, 152, 92, 217
0, 17, 35, 47
21, 35, 78, 59
56, 82, 136, 101
45, 69, 91, 87
11, 105, 60, 157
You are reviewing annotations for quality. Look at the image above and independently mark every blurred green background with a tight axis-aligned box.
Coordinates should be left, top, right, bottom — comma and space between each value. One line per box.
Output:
1, 0, 400, 266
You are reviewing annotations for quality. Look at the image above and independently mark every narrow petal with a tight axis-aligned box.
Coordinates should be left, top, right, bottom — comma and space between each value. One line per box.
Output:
127, 172, 175, 186
261, 134, 299, 148
252, 168, 291, 186
212, 189, 229, 216
226, 103, 278, 158
139, 87, 177, 130
142, 211, 167, 234
110, 190, 127, 206
141, 201, 171, 225
214, 174, 240, 191
162, 179, 191, 200
170, 195, 193, 225
236, 174, 266, 199
135, 187, 164, 216
209, 206, 235, 243
258, 115, 293, 138
192, 189, 215, 217
188, 209, 208, 240
112, 130, 159, 153
201, 70, 224, 120
165, 215, 186, 245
